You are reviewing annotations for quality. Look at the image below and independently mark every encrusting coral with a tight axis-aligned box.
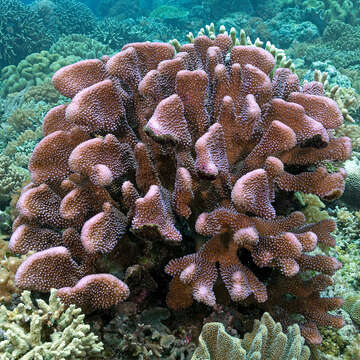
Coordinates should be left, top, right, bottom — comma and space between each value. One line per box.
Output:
0, 289, 103, 359
192, 312, 310, 360
9, 24, 351, 344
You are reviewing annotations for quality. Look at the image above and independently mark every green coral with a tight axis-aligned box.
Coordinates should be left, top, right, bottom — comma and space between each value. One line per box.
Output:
0, 0, 53, 68
0, 154, 29, 207
150, 5, 189, 22
49, 34, 115, 60
344, 294, 360, 325
0, 34, 115, 98
0, 51, 81, 98
311, 68, 358, 123
0, 289, 103, 359
296, 0, 360, 26
294, 192, 330, 223
191, 312, 310, 360
23, 81, 61, 104
32, 0, 97, 37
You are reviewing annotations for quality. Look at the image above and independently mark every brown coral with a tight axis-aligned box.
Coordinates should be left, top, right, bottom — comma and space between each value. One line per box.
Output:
9, 33, 350, 342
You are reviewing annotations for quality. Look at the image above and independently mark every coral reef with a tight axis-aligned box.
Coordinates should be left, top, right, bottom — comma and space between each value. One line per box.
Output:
102, 306, 195, 358
0, 289, 103, 359
96, 0, 142, 19
0, 0, 53, 68
49, 34, 115, 60
0, 155, 29, 208
295, 192, 330, 224
9, 28, 350, 345
31, 0, 96, 37
0, 51, 81, 98
0, 237, 29, 303
93, 16, 185, 49
295, 0, 360, 26
343, 157, 360, 207
192, 312, 310, 360
343, 294, 360, 325
150, 5, 189, 24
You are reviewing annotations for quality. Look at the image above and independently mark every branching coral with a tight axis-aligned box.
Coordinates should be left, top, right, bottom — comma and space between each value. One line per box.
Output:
31, 0, 96, 37
192, 312, 310, 360
0, 0, 53, 68
0, 289, 103, 359
10, 28, 350, 344
0, 237, 29, 303
0, 154, 29, 208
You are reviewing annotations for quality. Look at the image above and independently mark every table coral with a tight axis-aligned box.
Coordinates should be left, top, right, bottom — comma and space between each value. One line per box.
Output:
10, 26, 351, 345
0, 289, 103, 359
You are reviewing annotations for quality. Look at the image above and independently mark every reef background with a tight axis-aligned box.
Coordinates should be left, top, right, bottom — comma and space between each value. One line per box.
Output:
0, 0, 360, 359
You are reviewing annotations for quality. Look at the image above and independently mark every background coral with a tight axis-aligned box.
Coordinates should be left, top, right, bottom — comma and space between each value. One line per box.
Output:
0, 0, 53, 68
102, 306, 195, 358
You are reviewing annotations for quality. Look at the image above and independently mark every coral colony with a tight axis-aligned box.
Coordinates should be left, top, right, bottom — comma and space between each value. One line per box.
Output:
9, 31, 351, 347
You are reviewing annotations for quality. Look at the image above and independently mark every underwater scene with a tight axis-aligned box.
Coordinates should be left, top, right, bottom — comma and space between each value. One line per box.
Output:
1, 0, 360, 359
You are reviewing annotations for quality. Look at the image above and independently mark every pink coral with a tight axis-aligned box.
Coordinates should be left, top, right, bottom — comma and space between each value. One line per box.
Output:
9, 32, 351, 342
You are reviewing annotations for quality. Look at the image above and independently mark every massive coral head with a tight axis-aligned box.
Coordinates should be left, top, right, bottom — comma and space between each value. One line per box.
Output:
10, 30, 351, 342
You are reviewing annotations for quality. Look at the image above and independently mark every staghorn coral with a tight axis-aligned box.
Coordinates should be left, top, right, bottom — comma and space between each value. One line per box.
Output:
0, 289, 103, 359
0, 0, 53, 68
192, 312, 310, 360
9, 29, 351, 344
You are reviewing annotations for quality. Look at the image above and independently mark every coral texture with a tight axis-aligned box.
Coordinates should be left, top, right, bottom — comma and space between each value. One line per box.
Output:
191, 312, 310, 360
10, 30, 350, 343
343, 294, 360, 325
102, 307, 195, 358
0, 289, 103, 359
0, 237, 29, 303
0, 0, 53, 68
